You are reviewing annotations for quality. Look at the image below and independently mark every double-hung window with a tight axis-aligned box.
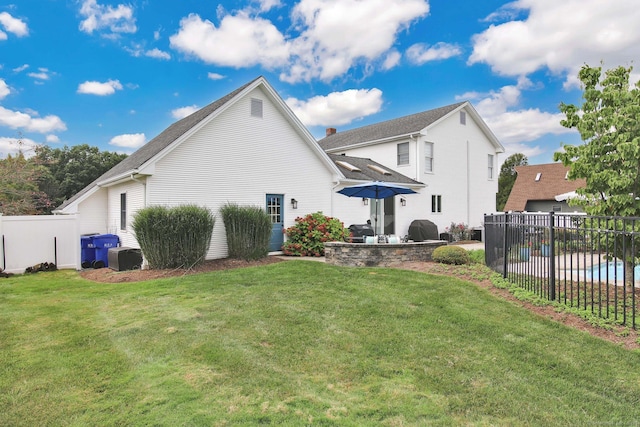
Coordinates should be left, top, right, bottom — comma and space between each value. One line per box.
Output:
120, 193, 127, 230
431, 195, 442, 213
397, 142, 409, 166
424, 142, 434, 173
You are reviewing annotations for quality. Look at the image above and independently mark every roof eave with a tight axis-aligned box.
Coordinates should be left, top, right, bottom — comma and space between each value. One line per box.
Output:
324, 132, 422, 153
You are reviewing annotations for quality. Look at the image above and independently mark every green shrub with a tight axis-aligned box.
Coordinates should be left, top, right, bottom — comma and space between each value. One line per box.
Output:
468, 249, 485, 265
132, 205, 215, 269
432, 245, 470, 265
283, 212, 348, 256
220, 203, 272, 260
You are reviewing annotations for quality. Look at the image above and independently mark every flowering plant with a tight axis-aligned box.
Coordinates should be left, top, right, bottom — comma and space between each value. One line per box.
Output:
445, 222, 471, 242
282, 212, 348, 256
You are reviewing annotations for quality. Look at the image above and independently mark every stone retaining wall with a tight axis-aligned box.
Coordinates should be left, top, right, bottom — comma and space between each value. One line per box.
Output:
324, 240, 448, 267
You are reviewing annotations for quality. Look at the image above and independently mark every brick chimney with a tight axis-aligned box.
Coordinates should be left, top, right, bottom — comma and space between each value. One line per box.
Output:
326, 127, 337, 137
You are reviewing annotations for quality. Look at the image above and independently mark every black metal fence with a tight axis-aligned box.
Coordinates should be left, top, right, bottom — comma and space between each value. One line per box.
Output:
485, 212, 640, 329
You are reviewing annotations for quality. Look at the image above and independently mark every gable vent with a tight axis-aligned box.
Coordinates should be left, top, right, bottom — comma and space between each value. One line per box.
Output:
251, 98, 263, 118
367, 164, 392, 175
336, 160, 361, 172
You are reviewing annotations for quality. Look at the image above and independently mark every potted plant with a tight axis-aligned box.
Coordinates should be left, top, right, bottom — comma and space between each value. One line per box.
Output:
518, 241, 532, 261
541, 239, 550, 257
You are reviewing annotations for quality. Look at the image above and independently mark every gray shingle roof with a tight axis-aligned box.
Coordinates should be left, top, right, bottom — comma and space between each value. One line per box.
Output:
319, 102, 466, 151
328, 154, 423, 186
56, 77, 260, 211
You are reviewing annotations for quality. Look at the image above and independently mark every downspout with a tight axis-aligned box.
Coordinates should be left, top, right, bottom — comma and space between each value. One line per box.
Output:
411, 134, 419, 181
130, 173, 147, 208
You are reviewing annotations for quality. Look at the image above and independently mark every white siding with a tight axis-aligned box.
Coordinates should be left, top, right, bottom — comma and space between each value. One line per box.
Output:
76, 187, 109, 235
334, 106, 499, 235
106, 180, 146, 248
143, 86, 335, 259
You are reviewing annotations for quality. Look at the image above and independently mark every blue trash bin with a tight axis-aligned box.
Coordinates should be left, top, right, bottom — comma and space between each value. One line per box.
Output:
93, 234, 120, 268
80, 235, 97, 269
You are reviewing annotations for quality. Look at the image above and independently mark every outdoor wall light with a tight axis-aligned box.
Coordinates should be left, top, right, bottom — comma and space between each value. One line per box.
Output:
362, 197, 369, 206
291, 198, 298, 209
400, 198, 406, 207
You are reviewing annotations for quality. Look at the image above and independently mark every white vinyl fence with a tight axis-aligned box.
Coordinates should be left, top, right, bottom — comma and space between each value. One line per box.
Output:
0, 214, 80, 274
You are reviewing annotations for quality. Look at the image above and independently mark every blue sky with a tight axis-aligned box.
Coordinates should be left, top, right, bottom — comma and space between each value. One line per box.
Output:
1, 0, 638, 165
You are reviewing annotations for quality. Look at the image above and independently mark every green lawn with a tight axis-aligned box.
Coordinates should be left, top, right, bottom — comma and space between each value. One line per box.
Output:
2, 261, 640, 426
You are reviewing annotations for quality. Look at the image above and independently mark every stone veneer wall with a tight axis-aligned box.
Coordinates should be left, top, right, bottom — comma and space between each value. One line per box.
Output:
324, 240, 448, 267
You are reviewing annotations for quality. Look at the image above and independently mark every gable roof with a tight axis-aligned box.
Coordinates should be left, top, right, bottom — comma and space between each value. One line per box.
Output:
56, 76, 341, 213
328, 154, 424, 187
503, 163, 586, 212
318, 101, 504, 153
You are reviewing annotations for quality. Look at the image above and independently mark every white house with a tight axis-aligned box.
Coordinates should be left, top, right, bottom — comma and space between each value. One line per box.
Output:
55, 76, 501, 266
319, 102, 505, 234
55, 76, 349, 258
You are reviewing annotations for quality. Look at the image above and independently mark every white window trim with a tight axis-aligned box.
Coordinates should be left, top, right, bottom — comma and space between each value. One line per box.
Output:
424, 141, 434, 174
397, 142, 409, 166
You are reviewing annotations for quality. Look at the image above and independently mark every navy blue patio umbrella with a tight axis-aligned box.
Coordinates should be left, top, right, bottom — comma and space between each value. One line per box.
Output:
337, 181, 417, 234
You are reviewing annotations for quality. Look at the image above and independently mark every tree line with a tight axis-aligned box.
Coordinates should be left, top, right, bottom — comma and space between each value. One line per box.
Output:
0, 144, 127, 215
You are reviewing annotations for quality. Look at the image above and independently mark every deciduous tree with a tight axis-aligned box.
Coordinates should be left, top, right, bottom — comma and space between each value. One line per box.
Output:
496, 153, 528, 211
34, 144, 127, 211
554, 64, 640, 285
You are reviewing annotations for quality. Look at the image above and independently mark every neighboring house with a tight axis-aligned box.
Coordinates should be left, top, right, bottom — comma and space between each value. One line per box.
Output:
319, 102, 505, 233
55, 76, 349, 259
503, 163, 586, 212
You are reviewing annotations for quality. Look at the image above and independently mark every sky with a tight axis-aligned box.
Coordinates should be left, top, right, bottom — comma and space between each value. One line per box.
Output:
0, 0, 639, 166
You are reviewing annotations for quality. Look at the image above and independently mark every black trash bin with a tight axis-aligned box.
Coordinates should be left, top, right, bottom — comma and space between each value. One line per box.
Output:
108, 247, 143, 271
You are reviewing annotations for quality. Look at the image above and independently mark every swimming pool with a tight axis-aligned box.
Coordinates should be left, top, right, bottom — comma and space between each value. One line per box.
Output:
582, 261, 640, 282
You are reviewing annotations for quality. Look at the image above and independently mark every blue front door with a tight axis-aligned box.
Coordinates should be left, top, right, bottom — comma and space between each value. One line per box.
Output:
267, 194, 284, 251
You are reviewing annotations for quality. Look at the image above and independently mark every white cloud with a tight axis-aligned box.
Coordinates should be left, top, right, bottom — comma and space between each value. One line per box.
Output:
462, 77, 572, 159
382, 50, 402, 70
406, 42, 462, 64
45, 134, 60, 143
469, 0, 640, 87
283, 0, 429, 82
256, 0, 282, 12
79, 0, 137, 35
145, 48, 171, 60
27, 68, 52, 81
109, 133, 146, 148
170, 0, 429, 83
171, 105, 199, 120
170, 13, 290, 69
13, 64, 29, 73
207, 72, 225, 80
0, 79, 9, 100
0, 136, 38, 158
0, 12, 29, 38
0, 106, 67, 133
286, 88, 383, 127
77, 79, 123, 95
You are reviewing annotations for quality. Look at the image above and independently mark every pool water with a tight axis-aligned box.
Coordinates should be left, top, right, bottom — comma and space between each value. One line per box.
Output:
584, 261, 640, 281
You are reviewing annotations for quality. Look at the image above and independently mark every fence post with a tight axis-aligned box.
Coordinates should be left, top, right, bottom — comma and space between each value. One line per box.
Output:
549, 211, 556, 301
502, 213, 509, 278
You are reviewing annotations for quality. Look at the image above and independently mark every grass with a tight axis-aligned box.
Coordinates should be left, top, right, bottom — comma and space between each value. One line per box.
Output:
2, 261, 640, 426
